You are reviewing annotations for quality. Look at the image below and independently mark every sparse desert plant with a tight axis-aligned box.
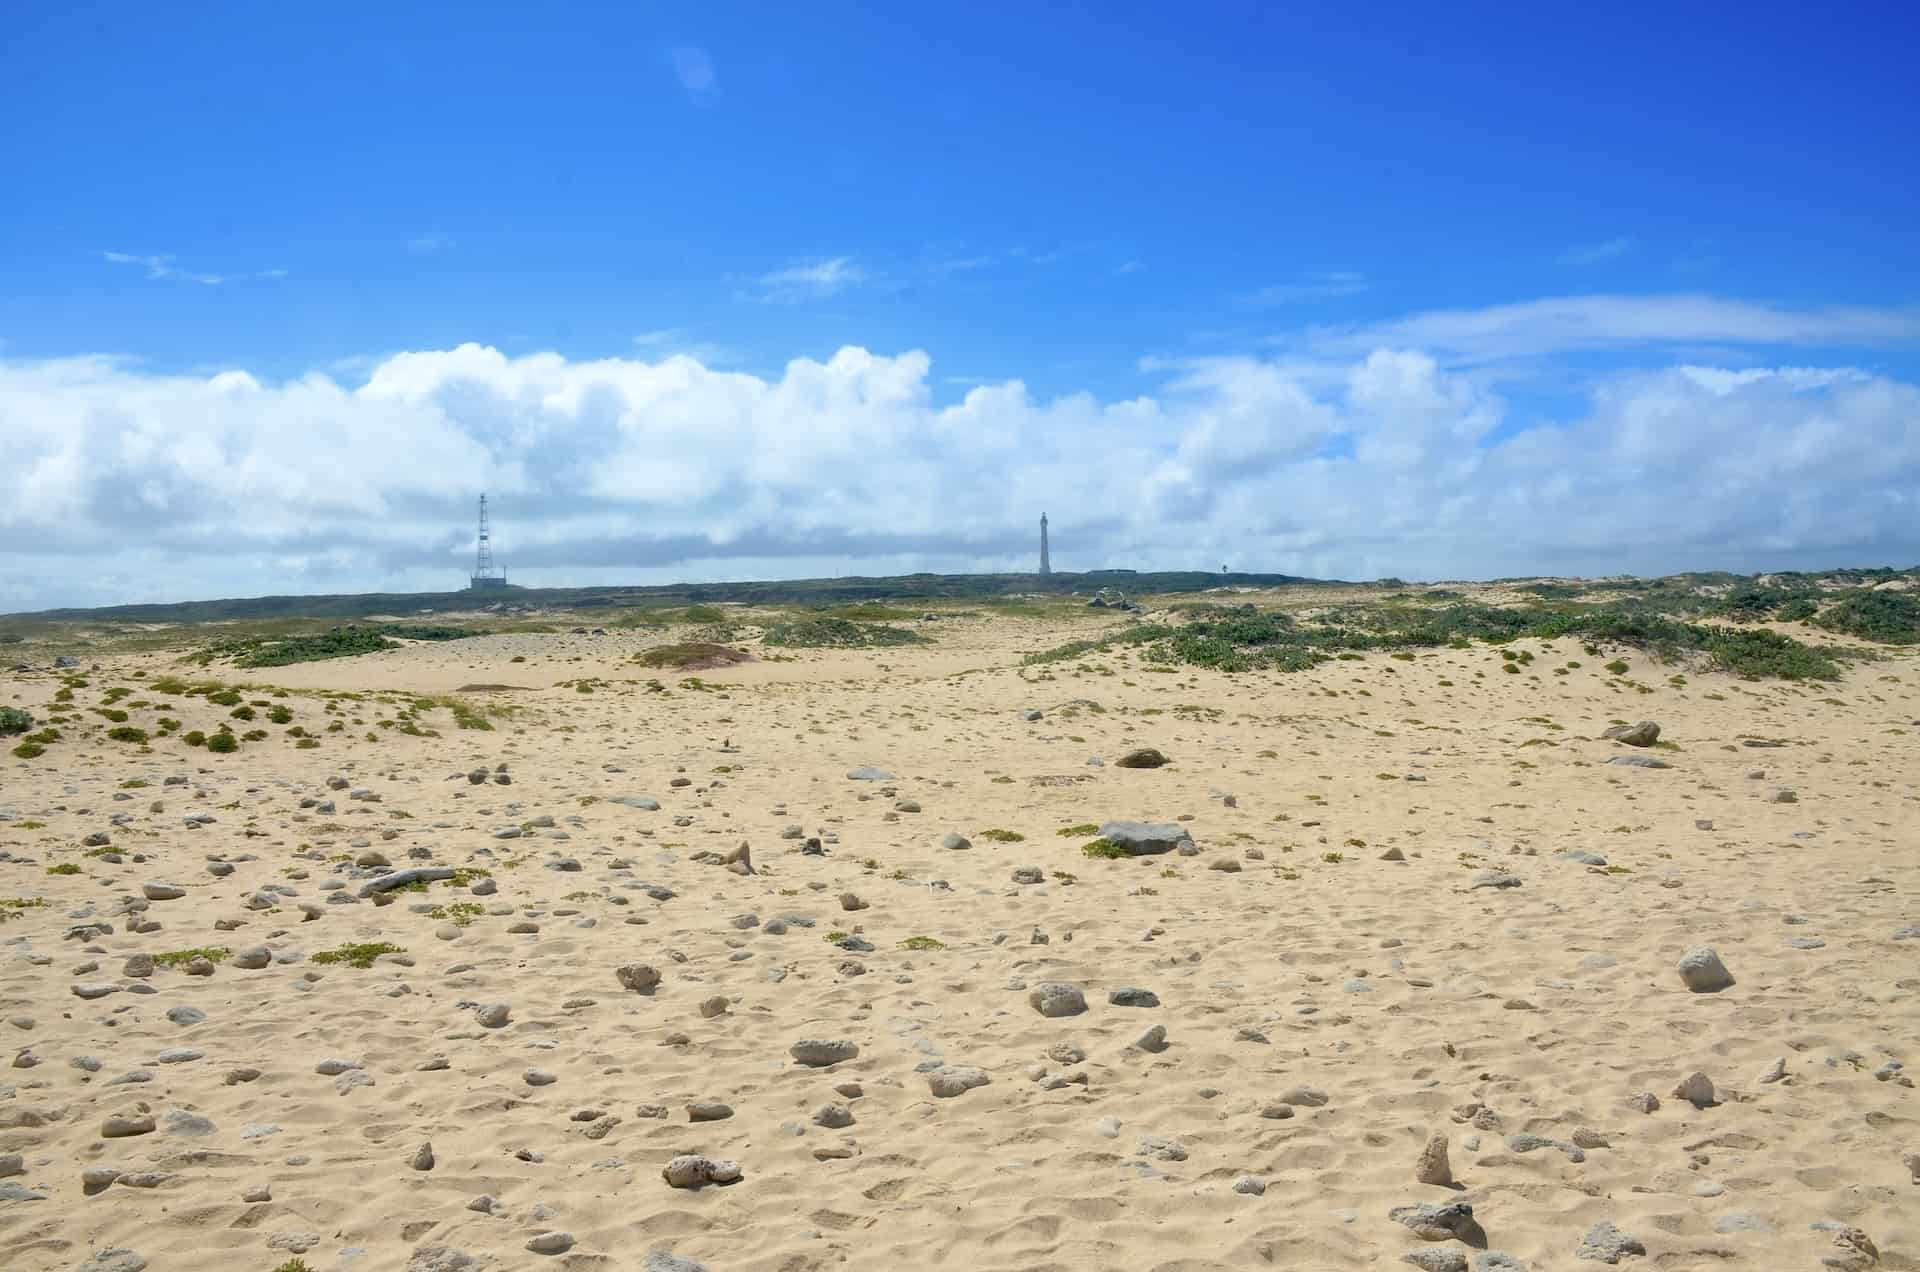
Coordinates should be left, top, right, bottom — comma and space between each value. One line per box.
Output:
0, 706, 32, 735
155, 946, 230, 967
1081, 838, 1128, 859
207, 732, 239, 753
634, 642, 752, 670
106, 726, 149, 744
46, 862, 81, 875
899, 935, 946, 950
311, 942, 404, 968
978, 828, 1025, 842
1057, 823, 1101, 837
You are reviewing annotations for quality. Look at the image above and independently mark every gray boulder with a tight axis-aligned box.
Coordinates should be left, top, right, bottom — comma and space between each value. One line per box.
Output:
1097, 821, 1194, 856
1603, 721, 1661, 746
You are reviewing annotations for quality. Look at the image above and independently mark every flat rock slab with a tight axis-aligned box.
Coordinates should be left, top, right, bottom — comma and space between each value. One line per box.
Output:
1097, 821, 1193, 856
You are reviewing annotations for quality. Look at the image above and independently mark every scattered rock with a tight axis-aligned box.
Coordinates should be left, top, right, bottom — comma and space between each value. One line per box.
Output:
1603, 721, 1661, 746
1672, 1071, 1716, 1107
790, 1038, 859, 1067
1576, 1220, 1647, 1264
1391, 1201, 1477, 1241
1677, 947, 1734, 993
661, 1154, 741, 1188
928, 1065, 991, 1097
1028, 983, 1088, 1017
616, 963, 662, 992
1415, 1133, 1452, 1185
1096, 820, 1193, 856
1114, 748, 1169, 769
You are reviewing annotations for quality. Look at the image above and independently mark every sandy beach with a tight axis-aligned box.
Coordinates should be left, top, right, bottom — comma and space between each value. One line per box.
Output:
3, 598, 1917, 1271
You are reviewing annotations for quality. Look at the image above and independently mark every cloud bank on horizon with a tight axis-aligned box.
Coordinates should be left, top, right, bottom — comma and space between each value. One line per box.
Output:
4, 292, 1917, 613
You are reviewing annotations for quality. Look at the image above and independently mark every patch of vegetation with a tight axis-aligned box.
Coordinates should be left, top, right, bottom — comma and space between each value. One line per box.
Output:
155, 946, 230, 967
45, 862, 81, 875
1081, 838, 1128, 859
1813, 591, 1920, 644
978, 828, 1025, 842
195, 624, 477, 669
899, 935, 946, 950
106, 725, 149, 744
0, 896, 49, 921
430, 901, 485, 926
207, 732, 239, 753
311, 941, 405, 968
1057, 822, 1101, 837
763, 617, 930, 649
0, 706, 33, 735
634, 642, 752, 670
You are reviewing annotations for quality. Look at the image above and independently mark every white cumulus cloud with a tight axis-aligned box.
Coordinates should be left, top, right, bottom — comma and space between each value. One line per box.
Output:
2, 333, 1916, 611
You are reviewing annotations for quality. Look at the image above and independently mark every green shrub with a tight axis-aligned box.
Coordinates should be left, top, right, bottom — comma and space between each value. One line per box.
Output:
183, 730, 208, 747
106, 726, 149, 744
978, 828, 1025, 842
1812, 591, 1920, 644
1081, 838, 1128, 859
206, 732, 239, 753
0, 707, 32, 735
634, 642, 752, 669
267, 705, 293, 724
11, 741, 45, 759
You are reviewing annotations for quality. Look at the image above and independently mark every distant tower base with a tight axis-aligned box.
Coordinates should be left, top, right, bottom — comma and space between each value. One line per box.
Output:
468, 575, 509, 591
1039, 512, 1052, 576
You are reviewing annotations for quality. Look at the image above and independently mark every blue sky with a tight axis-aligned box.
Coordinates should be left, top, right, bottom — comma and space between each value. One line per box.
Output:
2, 2, 1918, 608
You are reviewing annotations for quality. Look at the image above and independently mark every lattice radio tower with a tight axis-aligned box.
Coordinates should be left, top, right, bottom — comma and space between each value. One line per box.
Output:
469, 494, 508, 590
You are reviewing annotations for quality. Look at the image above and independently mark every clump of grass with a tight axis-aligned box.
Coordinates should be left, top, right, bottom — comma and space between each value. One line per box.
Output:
430, 901, 485, 926
823, 930, 850, 944
1081, 838, 1128, 860
107, 725, 149, 744
155, 946, 230, 967
899, 935, 946, 950
1321, 851, 1344, 863
1057, 822, 1100, 837
207, 732, 239, 753
0, 896, 50, 921
12, 741, 46, 759
978, 828, 1025, 843
46, 862, 81, 875
311, 942, 404, 968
